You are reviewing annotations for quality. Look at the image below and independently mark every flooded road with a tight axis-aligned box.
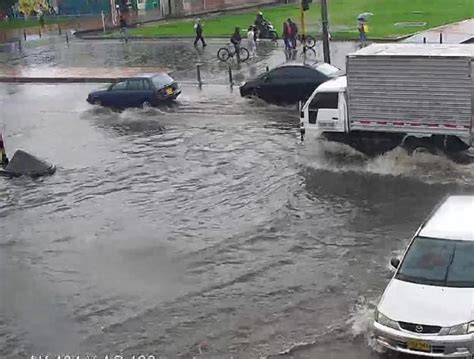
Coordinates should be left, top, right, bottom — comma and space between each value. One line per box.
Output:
1, 39, 474, 359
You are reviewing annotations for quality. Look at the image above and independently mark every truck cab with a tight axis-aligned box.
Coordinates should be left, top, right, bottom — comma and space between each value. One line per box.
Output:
300, 76, 348, 137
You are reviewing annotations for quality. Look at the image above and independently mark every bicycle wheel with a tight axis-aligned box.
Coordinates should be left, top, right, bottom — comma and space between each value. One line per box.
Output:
305, 35, 316, 48
239, 47, 250, 62
300, 47, 317, 59
217, 48, 231, 62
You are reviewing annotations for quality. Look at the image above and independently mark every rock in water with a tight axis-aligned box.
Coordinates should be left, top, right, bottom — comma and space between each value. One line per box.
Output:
1, 150, 56, 177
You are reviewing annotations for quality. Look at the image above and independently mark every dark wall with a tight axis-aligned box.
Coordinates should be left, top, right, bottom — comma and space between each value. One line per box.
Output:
59, 0, 111, 14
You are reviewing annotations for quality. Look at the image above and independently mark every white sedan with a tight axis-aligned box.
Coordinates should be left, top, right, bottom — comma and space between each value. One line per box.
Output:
374, 195, 474, 358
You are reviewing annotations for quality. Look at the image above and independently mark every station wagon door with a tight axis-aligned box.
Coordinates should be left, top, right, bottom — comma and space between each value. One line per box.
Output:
106, 80, 128, 107
126, 79, 153, 107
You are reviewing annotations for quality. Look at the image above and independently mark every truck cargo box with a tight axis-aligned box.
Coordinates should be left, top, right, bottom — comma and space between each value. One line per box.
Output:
346, 44, 473, 142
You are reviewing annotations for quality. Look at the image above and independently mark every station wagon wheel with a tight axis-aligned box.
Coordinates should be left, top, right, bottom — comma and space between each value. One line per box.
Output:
142, 100, 152, 109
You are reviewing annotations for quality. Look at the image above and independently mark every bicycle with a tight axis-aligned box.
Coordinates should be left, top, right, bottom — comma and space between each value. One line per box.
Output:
300, 46, 317, 59
297, 34, 316, 48
217, 43, 250, 62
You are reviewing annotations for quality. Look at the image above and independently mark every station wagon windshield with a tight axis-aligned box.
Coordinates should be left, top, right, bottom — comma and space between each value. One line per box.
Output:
152, 74, 174, 88
396, 237, 474, 287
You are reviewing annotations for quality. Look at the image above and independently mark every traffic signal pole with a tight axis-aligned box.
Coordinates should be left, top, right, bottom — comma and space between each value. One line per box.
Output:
300, 1, 305, 36
320, 0, 331, 63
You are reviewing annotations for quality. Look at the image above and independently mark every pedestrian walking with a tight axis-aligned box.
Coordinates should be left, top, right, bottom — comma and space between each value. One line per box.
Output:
358, 22, 368, 44
38, 12, 45, 28
119, 15, 128, 43
194, 18, 207, 47
283, 20, 291, 50
288, 19, 298, 49
357, 14, 371, 45
247, 25, 256, 57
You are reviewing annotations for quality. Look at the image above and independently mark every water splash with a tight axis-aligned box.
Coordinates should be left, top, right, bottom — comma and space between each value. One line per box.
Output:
346, 296, 384, 354
301, 139, 474, 186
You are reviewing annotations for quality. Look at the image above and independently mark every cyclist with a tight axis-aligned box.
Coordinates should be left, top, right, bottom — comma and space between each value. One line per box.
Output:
230, 27, 242, 61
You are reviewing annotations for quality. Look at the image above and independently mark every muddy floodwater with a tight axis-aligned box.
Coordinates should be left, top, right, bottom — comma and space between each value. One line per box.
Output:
0, 38, 473, 359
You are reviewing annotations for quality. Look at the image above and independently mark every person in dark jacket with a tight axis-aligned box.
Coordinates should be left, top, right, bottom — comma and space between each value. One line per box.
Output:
283, 21, 291, 50
230, 27, 242, 62
288, 19, 298, 49
255, 11, 269, 38
119, 15, 128, 43
194, 18, 207, 47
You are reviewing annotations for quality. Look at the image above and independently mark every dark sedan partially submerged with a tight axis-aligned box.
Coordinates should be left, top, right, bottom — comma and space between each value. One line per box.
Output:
87, 73, 181, 109
240, 62, 342, 105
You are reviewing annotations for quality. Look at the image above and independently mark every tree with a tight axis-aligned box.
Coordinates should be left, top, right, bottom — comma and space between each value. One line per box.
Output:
19, 0, 48, 15
0, 0, 16, 11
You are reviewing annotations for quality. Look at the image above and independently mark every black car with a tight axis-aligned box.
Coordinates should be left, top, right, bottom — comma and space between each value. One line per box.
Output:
87, 73, 181, 109
240, 62, 342, 104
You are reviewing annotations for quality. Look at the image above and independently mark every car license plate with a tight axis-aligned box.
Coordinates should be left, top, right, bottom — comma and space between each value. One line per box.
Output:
407, 340, 431, 352
166, 88, 174, 95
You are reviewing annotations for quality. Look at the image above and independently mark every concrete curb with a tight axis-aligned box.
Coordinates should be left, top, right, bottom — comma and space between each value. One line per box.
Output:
0, 77, 240, 85
79, 34, 412, 42
0, 77, 126, 83
402, 18, 474, 42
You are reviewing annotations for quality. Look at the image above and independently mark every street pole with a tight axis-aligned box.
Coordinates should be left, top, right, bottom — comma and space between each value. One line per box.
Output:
300, 0, 306, 60
300, 1, 305, 36
320, 0, 331, 63
101, 11, 106, 33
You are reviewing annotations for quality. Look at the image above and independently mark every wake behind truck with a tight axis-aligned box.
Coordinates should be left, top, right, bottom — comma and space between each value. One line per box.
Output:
300, 44, 474, 162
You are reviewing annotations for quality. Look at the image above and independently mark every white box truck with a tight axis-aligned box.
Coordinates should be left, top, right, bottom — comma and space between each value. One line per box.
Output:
300, 44, 474, 162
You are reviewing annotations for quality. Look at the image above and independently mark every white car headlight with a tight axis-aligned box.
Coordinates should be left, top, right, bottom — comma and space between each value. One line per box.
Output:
374, 308, 399, 330
442, 322, 474, 335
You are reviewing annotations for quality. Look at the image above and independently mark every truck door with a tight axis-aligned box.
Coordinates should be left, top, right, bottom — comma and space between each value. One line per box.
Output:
308, 91, 341, 132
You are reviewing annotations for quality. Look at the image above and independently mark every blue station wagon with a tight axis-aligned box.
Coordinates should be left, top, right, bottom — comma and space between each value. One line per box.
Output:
87, 73, 181, 109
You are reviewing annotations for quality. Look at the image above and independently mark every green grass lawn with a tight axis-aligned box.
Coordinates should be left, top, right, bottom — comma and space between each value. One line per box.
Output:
0, 17, 70, 30
130, 0, 472, 39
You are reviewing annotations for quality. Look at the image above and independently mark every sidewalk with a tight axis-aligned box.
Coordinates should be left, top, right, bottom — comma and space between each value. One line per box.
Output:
0, 66, 168, 83
404, 18, 474, 44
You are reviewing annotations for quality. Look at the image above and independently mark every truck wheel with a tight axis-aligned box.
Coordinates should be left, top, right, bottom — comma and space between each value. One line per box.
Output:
403, 137, 436, 155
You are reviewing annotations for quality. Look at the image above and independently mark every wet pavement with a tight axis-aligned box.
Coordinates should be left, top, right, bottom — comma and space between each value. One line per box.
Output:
0, 37, 356, 83
1, 38, 474, 359
404, 18, 474, 44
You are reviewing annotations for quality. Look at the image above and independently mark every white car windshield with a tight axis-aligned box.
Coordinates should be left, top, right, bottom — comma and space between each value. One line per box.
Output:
152, 74, 174, 89
396, 237, 474, 288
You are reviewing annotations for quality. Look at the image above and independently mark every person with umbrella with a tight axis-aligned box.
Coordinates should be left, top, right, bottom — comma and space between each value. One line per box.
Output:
357, 12, 373, 45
